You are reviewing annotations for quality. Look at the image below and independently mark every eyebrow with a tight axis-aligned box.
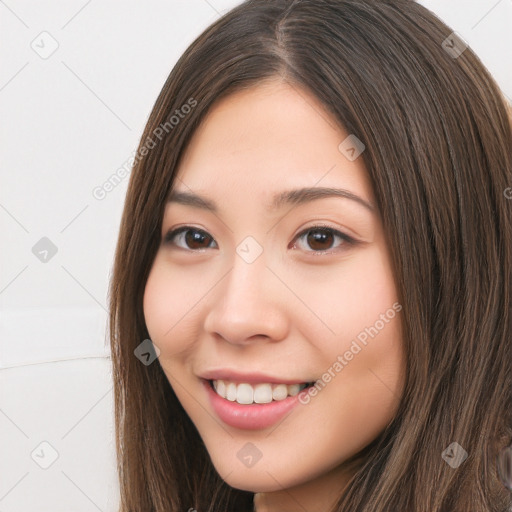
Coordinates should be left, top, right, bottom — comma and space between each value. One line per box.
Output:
167, 186, 375, 213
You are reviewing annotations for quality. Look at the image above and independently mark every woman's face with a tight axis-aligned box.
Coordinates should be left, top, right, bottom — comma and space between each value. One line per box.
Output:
143, 80, 405, 507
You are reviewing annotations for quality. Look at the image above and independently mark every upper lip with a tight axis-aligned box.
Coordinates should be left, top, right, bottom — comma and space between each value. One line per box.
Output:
199, 368, 312, 385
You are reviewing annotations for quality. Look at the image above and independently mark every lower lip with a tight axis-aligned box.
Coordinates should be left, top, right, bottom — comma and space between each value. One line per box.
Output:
202, 379, 306, 430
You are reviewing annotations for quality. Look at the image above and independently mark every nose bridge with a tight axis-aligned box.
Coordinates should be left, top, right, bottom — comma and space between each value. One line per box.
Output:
204, 242, 289, 344
221, 246, 270, 319
218, 230, 270, 298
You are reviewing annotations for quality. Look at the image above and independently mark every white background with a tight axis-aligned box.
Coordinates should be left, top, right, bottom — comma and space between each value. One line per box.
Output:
1, 1, 511, 510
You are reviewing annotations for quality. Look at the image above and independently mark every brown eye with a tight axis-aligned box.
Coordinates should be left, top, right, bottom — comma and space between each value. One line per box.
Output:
292, 226, 356, 253
307, 228, 335, 250
164, 227, 217, 250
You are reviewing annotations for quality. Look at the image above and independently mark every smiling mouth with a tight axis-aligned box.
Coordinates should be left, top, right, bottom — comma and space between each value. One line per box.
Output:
209, 379, 315, 405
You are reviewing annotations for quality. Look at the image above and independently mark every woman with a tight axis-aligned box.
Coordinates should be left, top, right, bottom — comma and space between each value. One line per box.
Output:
108, 1, 512, 510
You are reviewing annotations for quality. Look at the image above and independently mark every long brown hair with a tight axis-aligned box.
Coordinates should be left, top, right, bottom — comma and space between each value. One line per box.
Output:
108, 1, 512, 510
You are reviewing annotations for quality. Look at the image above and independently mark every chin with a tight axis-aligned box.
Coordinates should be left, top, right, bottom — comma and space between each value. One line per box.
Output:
224, 473, 287, 493
210, 457, 303, 493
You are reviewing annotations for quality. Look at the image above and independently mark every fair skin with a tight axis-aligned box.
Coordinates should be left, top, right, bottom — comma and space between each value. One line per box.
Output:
143, 79, 405, 512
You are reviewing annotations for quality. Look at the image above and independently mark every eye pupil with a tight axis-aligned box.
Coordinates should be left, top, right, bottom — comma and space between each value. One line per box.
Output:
307, 229, 334, 250
185, 230, 211, 249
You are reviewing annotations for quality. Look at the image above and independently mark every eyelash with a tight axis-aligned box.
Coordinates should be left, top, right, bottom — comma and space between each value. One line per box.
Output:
162, 224, 358, 255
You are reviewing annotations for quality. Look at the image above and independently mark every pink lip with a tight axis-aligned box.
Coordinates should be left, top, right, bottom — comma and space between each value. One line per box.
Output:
202, 379, 307, 430
199, 368, 309, 385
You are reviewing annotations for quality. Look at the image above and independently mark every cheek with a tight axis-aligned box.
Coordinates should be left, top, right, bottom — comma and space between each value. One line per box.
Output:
143, 263, 170, 342
295, 244, 404, 400
142, 259, 202, 354
342, 245, 399, 320
287, 246, 399, 346
298, 314, 404, 470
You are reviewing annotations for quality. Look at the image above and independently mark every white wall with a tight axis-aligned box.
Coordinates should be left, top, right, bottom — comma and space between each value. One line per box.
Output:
1, 1, 510, 510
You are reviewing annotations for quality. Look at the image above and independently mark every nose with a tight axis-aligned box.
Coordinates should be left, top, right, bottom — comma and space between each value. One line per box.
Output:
203, 251, 290, 346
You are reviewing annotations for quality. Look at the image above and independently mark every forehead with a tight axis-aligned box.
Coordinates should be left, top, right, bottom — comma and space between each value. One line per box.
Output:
174, 80, 375, 209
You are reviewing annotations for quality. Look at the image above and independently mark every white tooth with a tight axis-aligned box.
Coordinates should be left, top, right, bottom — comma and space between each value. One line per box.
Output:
226, 382, 237, 401
213, 380, 218, 391
272, 384, 288, 401
287, 384, 300, 396
254, 383, 273, 404
216, 380, 226, 398
236, 383, 254, 404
